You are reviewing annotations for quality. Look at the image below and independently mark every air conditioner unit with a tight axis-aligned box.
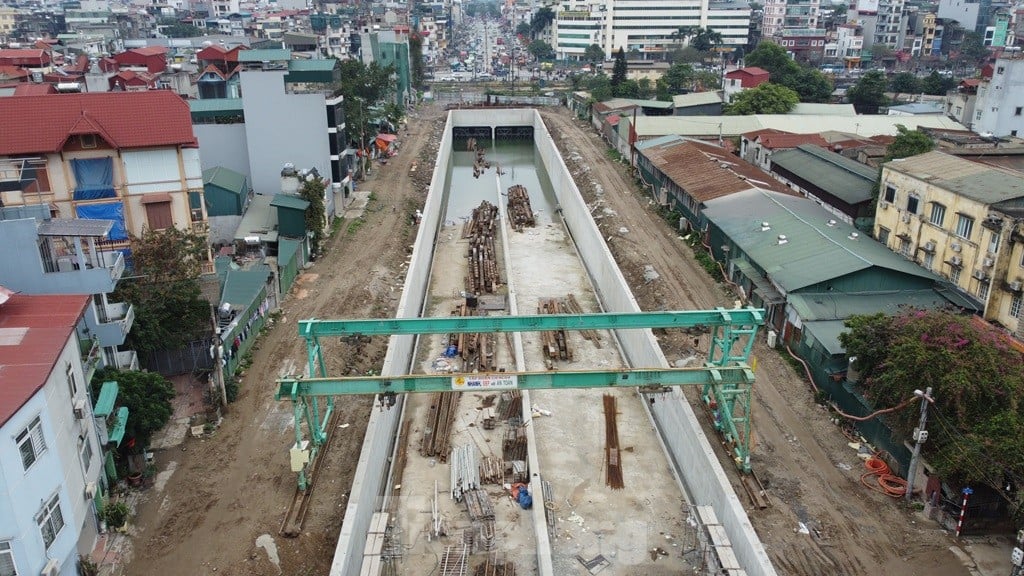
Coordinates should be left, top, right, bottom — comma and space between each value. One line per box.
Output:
924, 240, 936, 252
879, 201, 889, 210
983, 257, 994, 267
56, 257, 75, 272
1010, 280, 1023, 292
972, 268, 990, 281
950, 255, 963, 266
73, 398, 87, 419
951, 242, 962, 253
40, 558, 60, 576
84, 482, 97, 500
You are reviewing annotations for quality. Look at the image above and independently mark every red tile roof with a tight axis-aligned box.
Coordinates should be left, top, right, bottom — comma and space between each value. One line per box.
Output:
130, 46, 169, 57
0, 91, 198, 155
13, 83, 57, 96
960, 78, 981, 87
0, 65, 30, 79
639, 139, 794, 203
741, 128, 786, 141
0, 49, 49, 59
0, 293, 89, 426
727, 67, 769, 77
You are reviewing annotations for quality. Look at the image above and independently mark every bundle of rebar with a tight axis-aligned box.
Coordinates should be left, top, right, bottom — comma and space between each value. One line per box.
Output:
421, 392, 461, 461
465, 201, 500, 294
479, 456, 505, 484
472, 556, 516, 576
463, 488, 495, 521
450, 444, 481, 502
503, 425, 528, 462
440, 545, 469, 576
506, 184, 536, 232
496, 391, 522, 420
538, 298, 572, 361
604, 394, 625, 490
563, 293, 602, 347
453, 303, 496, 372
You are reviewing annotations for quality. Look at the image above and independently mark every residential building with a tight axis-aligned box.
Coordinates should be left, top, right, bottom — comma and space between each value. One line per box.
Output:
0, 92, 209, 266
0, 292, 104, 576
768, 144, 879, 228
671, 92, 725, 116
0, 205, 137, 371
973, 55, 1024, 137
552, 0, 752, 61
876, 151, 1024, 333
946, 79, 980, 128
776, 28, 827, 61
740, 128, 830, 171
635, 136, 793, 232
938, 0, 1009, 35
829, 24, 865, 65
723, 67, 770, 103
762, 0, 821, 38
189, 50, 352, 213
358, 30, 413, 106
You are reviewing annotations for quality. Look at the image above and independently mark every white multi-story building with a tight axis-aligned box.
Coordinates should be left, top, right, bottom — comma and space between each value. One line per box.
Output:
973, 55, 1024, 137
0, 292, 104, 576
552, 0, 752, 60
762, 0, 820, 38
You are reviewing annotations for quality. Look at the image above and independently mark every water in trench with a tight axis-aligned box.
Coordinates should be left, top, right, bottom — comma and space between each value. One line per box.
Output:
444, 139, 559, 224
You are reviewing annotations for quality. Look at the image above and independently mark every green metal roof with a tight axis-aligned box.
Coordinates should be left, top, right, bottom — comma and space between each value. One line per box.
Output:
278, 237, 301, 268
770, 144, 878, 205
605, 97, 674, 110
288, 59, 337, 72
270, 193, 310, 211
108, 406, 129, 447
787, 290, 953, 322
237, 49, 292, 62
203, 166, 247, 196
93, 381, 118, 417
801, 320, 849, 355
220, 266, 271, 309
703, 189, 941, 292
635, 134, 685, 151
190, 98, 244, 119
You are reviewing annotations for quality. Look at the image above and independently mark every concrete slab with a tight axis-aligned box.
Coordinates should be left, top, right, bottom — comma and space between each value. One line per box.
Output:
343, 190, 373, 219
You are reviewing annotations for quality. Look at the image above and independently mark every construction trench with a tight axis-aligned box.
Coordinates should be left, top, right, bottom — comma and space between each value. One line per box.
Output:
327, 109, 777, 576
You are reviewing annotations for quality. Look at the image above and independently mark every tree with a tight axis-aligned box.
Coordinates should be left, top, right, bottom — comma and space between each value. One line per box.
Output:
667, 46, 702, 65
528, 39, 554, 60
636, 78, 654, 99
744, 41, 801, 84
614, 79, 640, 98
115, 227, 211, 356
921, 71, 956, 95
791, 68, 834, 103
889, 72, 922, 101
839, 310, 1024, 491
159, 19, 202, 38
529, 7, 555, 38
656, 62, 695, 100
959, 31, 989, 64
583, 44, 605, 67
846, 70, 888, 113
885, 125, 935, 160
671, 26, 699, 49
299, 176, 327, 256
333, 60, 395, 149
690, 27, 724, 53
516, 22, 531, 37
92, 368, 175, 450
409, 32, 426, 89
725, 82, 799, 115
611, 47, 628, 90
585, 73, 613, 101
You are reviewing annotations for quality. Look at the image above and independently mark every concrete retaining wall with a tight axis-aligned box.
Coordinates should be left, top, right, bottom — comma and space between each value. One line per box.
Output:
329, 114, 454, 576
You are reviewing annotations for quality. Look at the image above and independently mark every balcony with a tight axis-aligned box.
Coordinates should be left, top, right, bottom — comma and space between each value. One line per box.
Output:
80, 336, 102, 384
38, 222, 127, 293
113, 349, 139, 371
88, 300, 135, 347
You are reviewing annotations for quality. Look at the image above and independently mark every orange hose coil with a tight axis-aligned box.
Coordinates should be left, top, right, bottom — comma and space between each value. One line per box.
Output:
860, 454, 908, 498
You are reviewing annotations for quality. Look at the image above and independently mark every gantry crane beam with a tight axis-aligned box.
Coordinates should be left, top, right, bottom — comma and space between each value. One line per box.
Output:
283, 308, 765, 491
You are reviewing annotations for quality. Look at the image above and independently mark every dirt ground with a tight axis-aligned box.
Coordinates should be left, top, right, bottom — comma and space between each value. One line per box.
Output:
120, 105, 449, 576
118, 103, 996, 576
540, 107, 977, 576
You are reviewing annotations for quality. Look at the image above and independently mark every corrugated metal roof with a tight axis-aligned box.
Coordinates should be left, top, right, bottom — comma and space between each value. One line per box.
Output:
629, 114, 967, 139
801, 320, 849, 354
787, 290, 954, 321
234, 194, 278, 243
638, 139, 792, 203
770, 144, 878, 204
884, 151, 1024, 207
791, 103, 857, 116
288, 58, 336, 72
189, 98, 244, 116
672, 92, 723, 108
220, 266, 271, 309
279, 237, 301, 268
703, 189, 940, 292
270, 193, 310, 211
635, 134, 685, 151
0, 294, 89, 426
37, 218, 113, 237
237, 48, 292, 62
203, 166, 248, 195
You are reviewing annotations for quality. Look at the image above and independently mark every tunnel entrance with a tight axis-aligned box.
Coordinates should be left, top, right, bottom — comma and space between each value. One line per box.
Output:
495, 125, 534, 141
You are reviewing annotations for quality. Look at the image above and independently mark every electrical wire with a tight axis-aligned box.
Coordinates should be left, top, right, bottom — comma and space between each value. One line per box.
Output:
860, 453, 908, 498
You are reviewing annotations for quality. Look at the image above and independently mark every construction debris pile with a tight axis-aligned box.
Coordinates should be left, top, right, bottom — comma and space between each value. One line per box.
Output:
603, 394, 625, 490
538, 297, 573, 362
506, 184, 535, 232
462, 201, 501, 294
472, 555, 517, 576
467, 137, 495, 179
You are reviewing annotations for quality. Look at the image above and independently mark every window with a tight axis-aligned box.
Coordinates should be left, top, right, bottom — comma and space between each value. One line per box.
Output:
1014, 130, 1020, 137
144, 199, 173, 231
950, 267, 961, 284
877, 227, 891, 245
1012, 294, 1022, 319
955, 214, 974, 239
923, 252, 934, 270
929, 203, 946, 226
900, 237, 912, 256
883, 184, 896, 203
80, 436, 93, 472
66, 363, 77, 398
977, 281, 990, 300
998, 66, 1005, 74
989, 231, 1001, 254
1016, 107, 1023, 116
906, 195, 920, 214
16, 416, 46, 471
0, 541, 16, 576
37, 494, 64, 549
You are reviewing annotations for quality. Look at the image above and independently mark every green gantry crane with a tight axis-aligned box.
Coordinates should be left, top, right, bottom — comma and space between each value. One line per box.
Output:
276, 308, 764, 490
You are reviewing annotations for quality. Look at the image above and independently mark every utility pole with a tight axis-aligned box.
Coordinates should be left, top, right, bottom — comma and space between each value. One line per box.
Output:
904, 387, 934, 502
209, 305, 228, 414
